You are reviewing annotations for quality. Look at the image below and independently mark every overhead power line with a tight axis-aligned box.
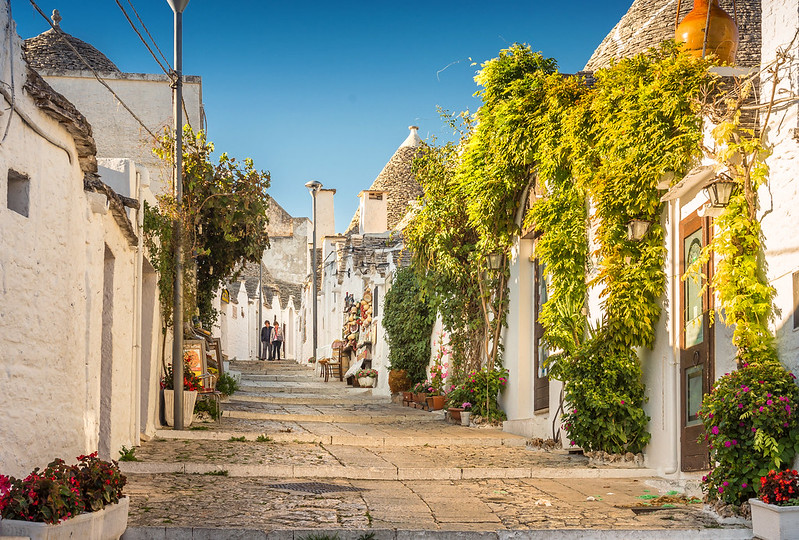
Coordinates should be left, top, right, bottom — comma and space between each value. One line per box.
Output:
114, 0, 171, 77
125, 0, 171, 69
28, 0, 157, 140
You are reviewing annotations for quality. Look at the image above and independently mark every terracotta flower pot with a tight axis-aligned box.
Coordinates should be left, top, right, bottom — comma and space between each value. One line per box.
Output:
427, 395, 445, 410
413, 392, 428, 404
448, 407, 463, 422
676, 0, 738, 65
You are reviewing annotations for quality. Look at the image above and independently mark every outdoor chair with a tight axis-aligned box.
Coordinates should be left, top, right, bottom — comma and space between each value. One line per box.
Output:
198, 372, 223, 424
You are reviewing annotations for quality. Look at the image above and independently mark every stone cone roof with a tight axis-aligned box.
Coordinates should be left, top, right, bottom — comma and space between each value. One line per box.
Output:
24, 16, 121, 73
584, 0, 761, 71
345, 126, 424, 235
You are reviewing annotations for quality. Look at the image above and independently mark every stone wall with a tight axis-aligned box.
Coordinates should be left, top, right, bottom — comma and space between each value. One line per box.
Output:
36, 70, 203, 196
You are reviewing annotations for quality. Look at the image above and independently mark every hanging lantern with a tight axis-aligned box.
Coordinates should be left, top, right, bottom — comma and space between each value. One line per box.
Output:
675, 0, 739, 65
703, 173, 737, 208
627, 219, 652, 242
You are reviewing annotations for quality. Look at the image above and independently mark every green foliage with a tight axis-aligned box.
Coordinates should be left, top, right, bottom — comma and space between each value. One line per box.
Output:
405, 137, 485, 375
148, 126, 271, 327
117, 446, 138, 462
587, 42, 710, 350
383, 266, 436, 384
448, 367, 509, 421
193, 398, 220, 420
216, 373, 240, 397
699, 361, 799, 504
255, 435, 272, 442
228, 436, 247, 442
555, 330, 651, 453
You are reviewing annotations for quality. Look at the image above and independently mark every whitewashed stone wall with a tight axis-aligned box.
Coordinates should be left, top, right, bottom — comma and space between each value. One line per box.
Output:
35, 70, 202, 196
0, 6, 148, 475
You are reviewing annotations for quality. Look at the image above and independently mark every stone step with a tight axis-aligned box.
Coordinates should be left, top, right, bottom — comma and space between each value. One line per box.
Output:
230, 394, 389, 406
152, 429, 530, 447
120, 460, 658, 481
221, 410, 442, 424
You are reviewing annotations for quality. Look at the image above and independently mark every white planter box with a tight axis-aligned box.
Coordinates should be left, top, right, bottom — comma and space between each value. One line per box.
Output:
163, 389, 198, 427
0, 496, 129, 540
750, 498, 799, 540
358, 376, 375, 388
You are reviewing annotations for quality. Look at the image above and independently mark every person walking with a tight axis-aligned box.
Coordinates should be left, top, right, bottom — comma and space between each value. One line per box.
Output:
271, 322, 283, 361
260, 320, 271, 361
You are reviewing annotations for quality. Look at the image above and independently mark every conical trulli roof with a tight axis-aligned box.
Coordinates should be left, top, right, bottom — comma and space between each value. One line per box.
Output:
24, 11, 120, 72
583, 0, 761, 71
345, 126, 424, 235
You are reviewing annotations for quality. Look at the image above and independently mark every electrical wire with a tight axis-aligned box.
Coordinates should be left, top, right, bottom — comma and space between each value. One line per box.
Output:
114, 0, 170, 77
125, 0, 171, 69
114, 0, 195, 131
1, 0, 15, 144
27, 0, 157, 140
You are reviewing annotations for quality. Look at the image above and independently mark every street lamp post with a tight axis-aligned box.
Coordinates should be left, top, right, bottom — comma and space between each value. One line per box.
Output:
305, 180, 323, 364
166, 0, 190, 430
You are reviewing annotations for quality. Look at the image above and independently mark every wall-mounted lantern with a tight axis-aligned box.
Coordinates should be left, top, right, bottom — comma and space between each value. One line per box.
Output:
627, 219, 651, 241
703, 172, 736, 208
487, 252, 503, 271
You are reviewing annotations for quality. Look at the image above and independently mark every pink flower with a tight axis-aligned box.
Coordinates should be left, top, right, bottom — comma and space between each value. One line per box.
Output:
742, 483, 748, 488
724, 441, 732, 448
620, 400, 625, 405
711, 426, 719, 435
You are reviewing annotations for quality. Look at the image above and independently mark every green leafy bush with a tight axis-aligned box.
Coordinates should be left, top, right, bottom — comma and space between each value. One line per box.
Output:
554, 333, 650, 454
448, 367, 509, 421
383, 267, 435, 383
194, 398, 220, 420
216, 373, 239, 396
699, 361, 799, 504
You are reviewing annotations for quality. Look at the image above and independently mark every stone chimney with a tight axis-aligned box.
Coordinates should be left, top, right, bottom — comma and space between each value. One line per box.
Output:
315, 188, 336, 238
358, 190, 388, 234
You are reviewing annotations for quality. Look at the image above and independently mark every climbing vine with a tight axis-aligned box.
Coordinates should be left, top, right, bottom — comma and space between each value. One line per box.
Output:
410, 41, 713, 452
383, 266, 436, 383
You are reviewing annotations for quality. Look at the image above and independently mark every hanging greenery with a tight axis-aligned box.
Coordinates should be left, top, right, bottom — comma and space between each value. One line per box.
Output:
410, 41, 713, 453
145, 126, 271, 328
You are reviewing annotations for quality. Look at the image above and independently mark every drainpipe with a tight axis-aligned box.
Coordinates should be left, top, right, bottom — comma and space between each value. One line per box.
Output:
133, 169, 144, 445
664, 199, 680, 475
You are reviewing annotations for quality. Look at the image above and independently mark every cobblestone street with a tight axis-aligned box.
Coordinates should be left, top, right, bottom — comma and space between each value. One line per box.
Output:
120, 360, 752, 539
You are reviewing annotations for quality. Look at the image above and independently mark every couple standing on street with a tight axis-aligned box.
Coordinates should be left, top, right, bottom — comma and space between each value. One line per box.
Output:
260, 319, 283, 360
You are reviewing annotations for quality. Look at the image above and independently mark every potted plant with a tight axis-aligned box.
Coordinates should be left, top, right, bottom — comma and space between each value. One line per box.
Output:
161, 354, 201, 427
411, 381, 428, 405
356, 368, 378, 388
425, 353, 448, 411
460, 402, 473, 426
446, 382, 470, 422
750, 468, 799, 540
0, 453, 128, 540
388, 368, 411, 395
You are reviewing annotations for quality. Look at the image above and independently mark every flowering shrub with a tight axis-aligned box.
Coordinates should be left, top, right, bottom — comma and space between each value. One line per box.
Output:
411, 381, 428, 394
555, 334, 650, 454
759, 469, 799, 506
700, 360, 799, 504
462, 402, 472, 410
160, 354, 202, 391
447, 367, 508, 420
356, 368, 378, 378
76, 453, 126, 512
0, 453, 126, 524
428, 332, 450, 397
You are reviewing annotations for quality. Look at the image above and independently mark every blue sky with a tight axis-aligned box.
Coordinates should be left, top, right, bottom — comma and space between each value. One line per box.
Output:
14, 1, 633, 231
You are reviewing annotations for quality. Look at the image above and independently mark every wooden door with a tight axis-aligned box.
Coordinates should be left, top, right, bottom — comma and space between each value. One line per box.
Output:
533, 260, 549, 411
680, 212, 714, 471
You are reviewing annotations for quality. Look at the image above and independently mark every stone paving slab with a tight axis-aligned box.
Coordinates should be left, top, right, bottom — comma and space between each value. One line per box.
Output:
122, 475, 750, 537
